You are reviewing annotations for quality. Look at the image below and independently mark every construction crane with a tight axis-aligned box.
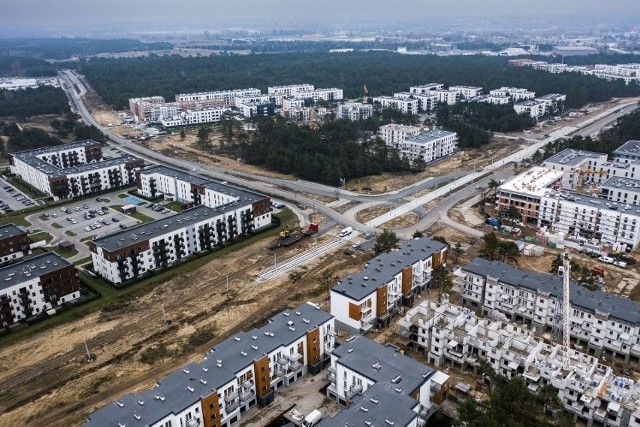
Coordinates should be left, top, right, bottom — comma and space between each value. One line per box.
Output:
575, 168, 607, 194
552, 252, 572, 369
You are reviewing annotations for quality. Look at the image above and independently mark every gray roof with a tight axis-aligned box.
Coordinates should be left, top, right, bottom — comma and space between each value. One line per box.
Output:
536, 93, 565, 100
140, 165, 268, 203
462, 258, 640, 325
544, 148, 607, 167
0, 253, 72, 292
331, 238, 447, 301
614, 140, 640, 158
138, 165, 210, 186
405, 130, 457, 145
0, 224, 27, 240
319, 336, 433, 426
542, 190, 640, 216
85, 303, 332, 427
91, 204, 246, 252
516, 100, 545, 107
11, 140, 140, 178
602, 176, 640, 195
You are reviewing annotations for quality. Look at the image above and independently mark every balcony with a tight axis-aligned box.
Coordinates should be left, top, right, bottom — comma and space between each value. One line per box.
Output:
224, 391, 238, 404
348, 384, 363, 398
242, 380, 254, 390
225, 400, 239, 413
240, 389, 255, 402
327, 372, 336, 383
287, 353, 302, 362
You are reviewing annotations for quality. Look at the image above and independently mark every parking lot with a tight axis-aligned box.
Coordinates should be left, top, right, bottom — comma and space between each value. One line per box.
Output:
41, 198, 140, 239
0, 178, 35, 213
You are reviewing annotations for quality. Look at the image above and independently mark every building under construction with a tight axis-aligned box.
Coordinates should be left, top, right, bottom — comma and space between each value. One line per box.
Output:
397, 295, 640, 427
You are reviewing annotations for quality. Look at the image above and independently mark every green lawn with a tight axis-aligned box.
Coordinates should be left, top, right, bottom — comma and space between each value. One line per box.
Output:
74, 256, 93, 266
163, 201, 184, 212
4, 175, 47, 199
51, 222, 63, 229
29, 231, 53, 243
65, 230, 77, 237
117, 193, 128, 199
0, 216, 31, 227
110, 204, 154, 223
48, 247, 79, 259
39, 214, 50, 221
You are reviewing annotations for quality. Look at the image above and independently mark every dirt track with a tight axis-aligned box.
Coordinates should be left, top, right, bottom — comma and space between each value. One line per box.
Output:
0, 233, 366, 426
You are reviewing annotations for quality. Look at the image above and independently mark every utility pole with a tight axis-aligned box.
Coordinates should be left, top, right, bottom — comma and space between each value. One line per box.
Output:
84, 340, 93, 362
226, 274, 229, 295
162, 304, 167, 326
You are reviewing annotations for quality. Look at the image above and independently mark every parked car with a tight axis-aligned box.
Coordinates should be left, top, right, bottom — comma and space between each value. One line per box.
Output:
119, 224, 128, 230
84, 226, 92, 232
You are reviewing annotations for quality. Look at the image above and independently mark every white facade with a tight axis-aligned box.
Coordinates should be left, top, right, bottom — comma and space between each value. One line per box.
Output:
0, 253, 79, 326
457, 258, 640, 363
176, 88, 261, 106
378, 124, 421, 146
426, 89, 459, 105
161, 107, 229, 128
514, 100, 546, 118
398, 297, 640, 427
539, 191, 640, 248
409, 83, 444, 94
337, 102, 373, 121
282, 98, 306, 112
401, 131, 458, 163
543, 148, 609, 190
372, 96, 419, 114
267, 84, 315, 97
394, 92, 438, 112
474, 94, 511, 105
489, 87, 536, 101
449, 85, 483, 99
296, 88, 343, 102
86, 303, 335, 427
331, 238, 447, 333
234, 94, 282, 108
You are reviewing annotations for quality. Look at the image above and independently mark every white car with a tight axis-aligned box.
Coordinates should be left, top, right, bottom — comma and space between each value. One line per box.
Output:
84, 226, 92, 232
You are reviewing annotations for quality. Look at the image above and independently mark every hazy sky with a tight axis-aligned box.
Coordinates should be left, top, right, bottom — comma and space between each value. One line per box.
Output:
2, 0, 639, 31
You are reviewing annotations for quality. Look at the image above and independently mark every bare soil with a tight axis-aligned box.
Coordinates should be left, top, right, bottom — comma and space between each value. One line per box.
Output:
356, 205, 390, 223
0, 233, 368, 426
379, 212, 419, 229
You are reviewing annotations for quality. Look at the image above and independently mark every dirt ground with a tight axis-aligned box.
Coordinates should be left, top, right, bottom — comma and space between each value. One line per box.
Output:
379, 212, 419, 229
0, 233, 367, 426
356, 204, 390, 223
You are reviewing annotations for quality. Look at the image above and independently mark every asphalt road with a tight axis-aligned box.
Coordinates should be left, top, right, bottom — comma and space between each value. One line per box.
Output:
58, 69, 639, 240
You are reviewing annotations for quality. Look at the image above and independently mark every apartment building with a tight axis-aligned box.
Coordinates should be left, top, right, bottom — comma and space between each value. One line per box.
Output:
514, 100, 547, 119
601, 177, 640, 207
378, 124, 422, 147
282, 98, 306, 112
449, 85, 483, 99
267, 84, 315, 97
394, 92, 438, 112
474, 94, 511, 105
401, 130, 458, 163
456, 258, 640, 363
85, 302, 335, 427
0, 224, 30, 265
129, 96, 168, 122
233, 94, 282, 108
539, 190, 640, 248
535, 93, 567, 112
176, 88, 262, 106
409, 83, 444, 95
543, 148, 609, 190
237, 102, 275, 119
372, 96, 419, 114
330, 238, 447, 333
593, 64, 640, 85
489, 87, 536, 102
613, 141, 640, 164
397, 297, 640, 427
0, 253, 79, 326
296, 88, 343, 102
322, 336, 449, 426
9, 141, 144, 200
497, 167, 564, 224
426, 89, 459, 105
283, 107, 311, 125
337, 102, 374, 121
161, 107, 229, 128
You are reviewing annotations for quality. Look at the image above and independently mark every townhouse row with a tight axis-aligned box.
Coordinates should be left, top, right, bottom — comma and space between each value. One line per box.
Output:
512, 60, 640, 85
85, 302, 335, 427
0, 252, 80, 326
330, 238, 448, 334
86, 302, 448, 427
398, 297, 640, 427
90, 166, 271, 284
9, 140, 144, 200
455, 257, 640, 363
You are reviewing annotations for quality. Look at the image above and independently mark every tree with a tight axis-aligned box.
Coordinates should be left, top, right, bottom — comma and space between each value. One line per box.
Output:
487, 178, 500, 198
412, 230, 424, 238
430, 265, 453, 299
374, 229, 398, 254
179, 129, 186, 140
432, 235, 448, 245
479, 232, 500, 260
497, 241, 520, 265
196, 126, 211, 147
452, 242, 464, 263
500, 205, 521, 222
453, 398, 487, 427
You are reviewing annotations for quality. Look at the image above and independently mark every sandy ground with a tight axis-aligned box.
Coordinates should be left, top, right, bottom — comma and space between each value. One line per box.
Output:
379, 212, 419, 229
0, 232, 368, 426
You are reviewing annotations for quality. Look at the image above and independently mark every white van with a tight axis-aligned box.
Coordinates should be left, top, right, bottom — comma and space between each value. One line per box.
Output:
339, 226, 353, 237
302, 410, 322, 427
